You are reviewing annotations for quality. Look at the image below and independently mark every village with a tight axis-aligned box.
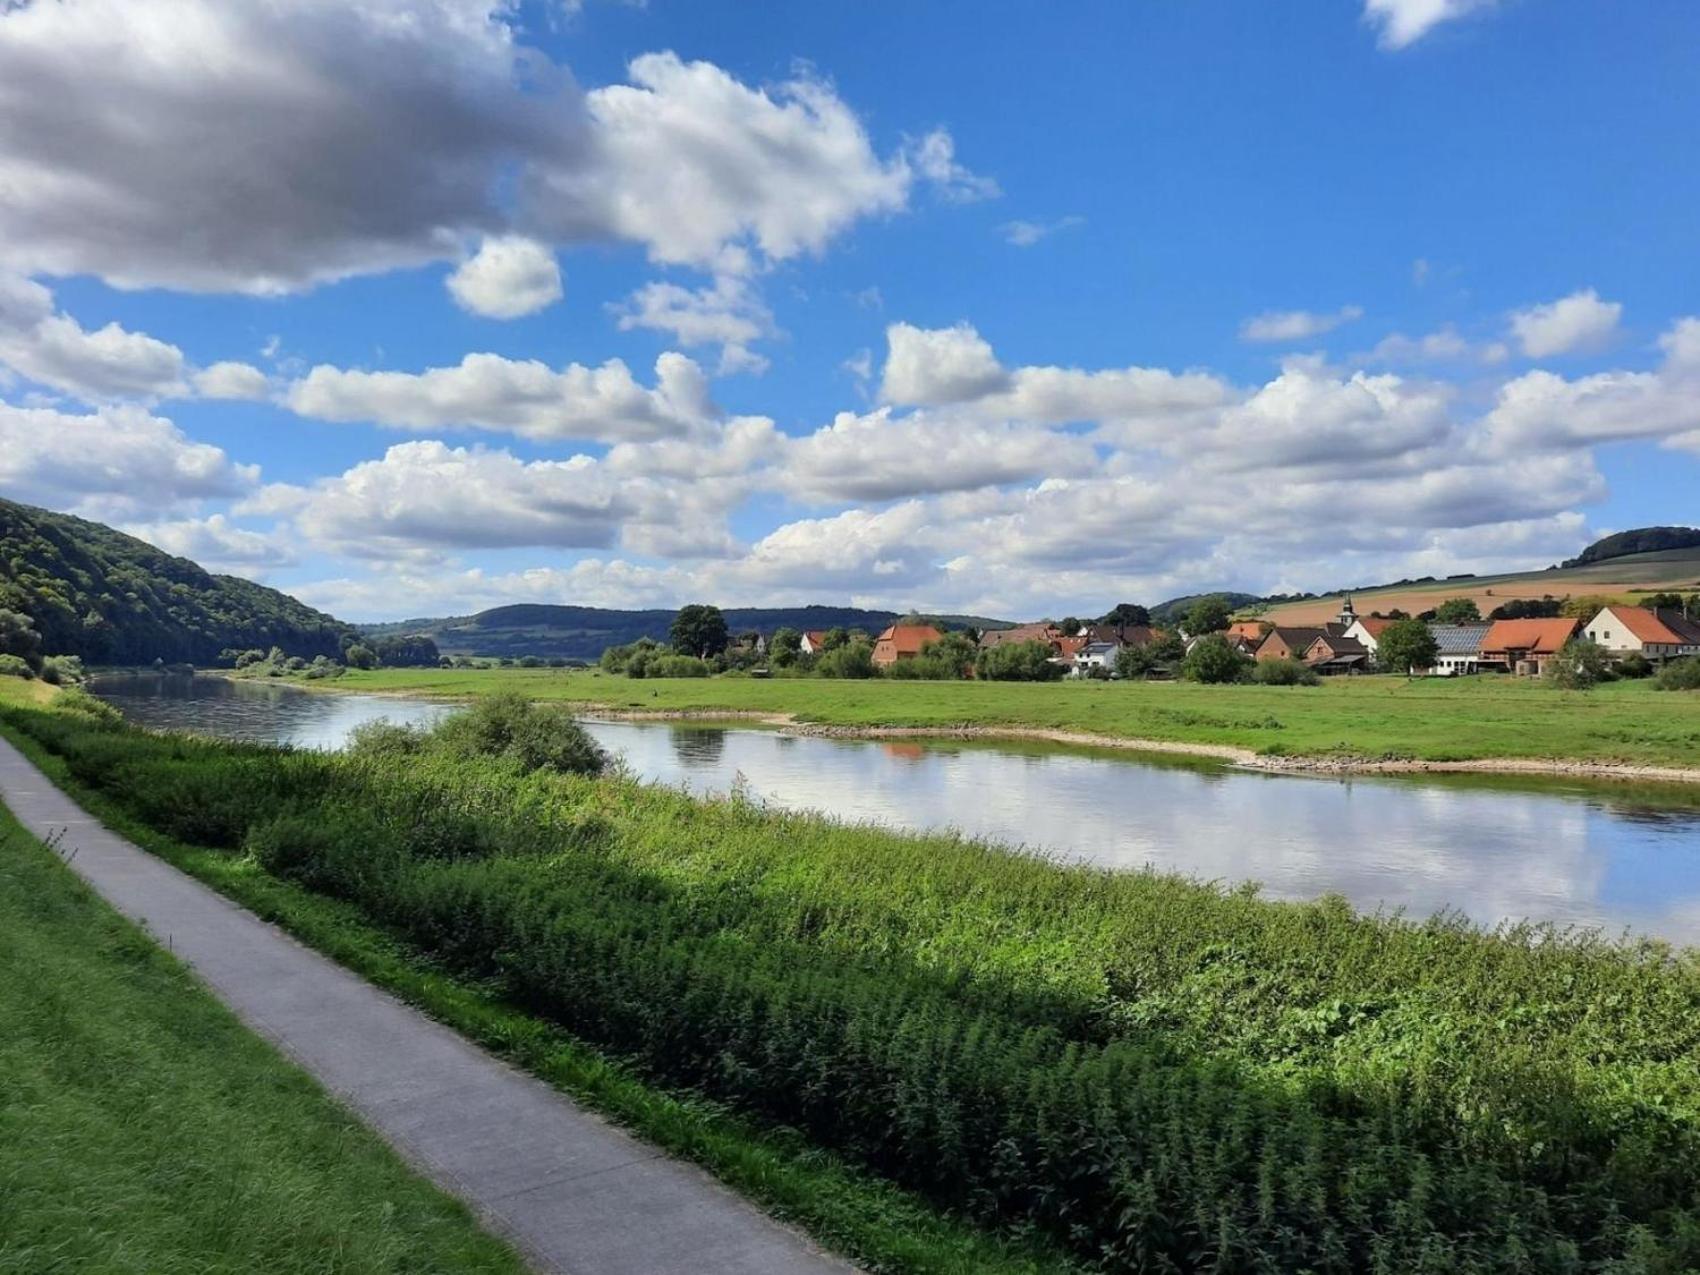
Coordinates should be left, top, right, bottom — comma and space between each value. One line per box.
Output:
816, 597, 1700, 679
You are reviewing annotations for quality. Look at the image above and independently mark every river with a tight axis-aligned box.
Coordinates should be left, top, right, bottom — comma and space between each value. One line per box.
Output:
89, 674, 1700, 944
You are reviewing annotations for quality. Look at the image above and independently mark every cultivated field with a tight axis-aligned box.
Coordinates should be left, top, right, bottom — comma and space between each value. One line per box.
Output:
310, 666, 1700, 771
1259, 546, 1700, 625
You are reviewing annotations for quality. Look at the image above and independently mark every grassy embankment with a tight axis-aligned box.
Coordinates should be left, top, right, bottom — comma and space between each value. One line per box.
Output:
0, 799, 527, 1275
285, 666, 1700, 770
5, 690, 1699, 1273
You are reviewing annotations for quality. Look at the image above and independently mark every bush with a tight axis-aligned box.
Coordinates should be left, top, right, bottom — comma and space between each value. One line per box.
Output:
1544, 639, 1612, 690
39, 654, 86, 686
644, 653, 711, 678
1655, 656, 1700, 691
814, 640, 878, 680
420, 693, 607, 776
1617, 651, 1654, 679
1252, 656, 1319, 686
975, 640, 1064, 681
0, 653, 34, 679
1181, 634, 1250, 684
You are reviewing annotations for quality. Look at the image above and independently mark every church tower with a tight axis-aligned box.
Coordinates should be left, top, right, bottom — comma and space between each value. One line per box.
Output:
1336, 596, 1357, 629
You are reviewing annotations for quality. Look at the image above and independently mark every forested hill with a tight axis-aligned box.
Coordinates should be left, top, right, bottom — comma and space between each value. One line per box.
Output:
1561, 526, 1700, 568
363, 603, 1010, 660
0, 498, 352, 664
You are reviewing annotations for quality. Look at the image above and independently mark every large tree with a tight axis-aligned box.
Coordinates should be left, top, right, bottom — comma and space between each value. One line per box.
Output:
1180, 634, 1249, 684
1433, 597, 1481, 624
1377, 618, 1438, 675
1183, 595, 1232, 636
1101, 602, 1151, 628
670, 604, 729, 658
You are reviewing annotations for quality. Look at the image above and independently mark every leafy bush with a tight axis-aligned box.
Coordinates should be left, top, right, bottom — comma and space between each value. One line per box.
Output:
644, 653, 711, 678
1180, 634, 1250, 683
405, 693, 607, 776
1252, 655, 1319, 686
813, 639, 878, 680
975, 640, 1064, 682
1617, 651, 1655, 679
39, 654, 86, 685
1656, 656, 1700, 691
1545, 639, 1613, 689
0, 653, 34, 679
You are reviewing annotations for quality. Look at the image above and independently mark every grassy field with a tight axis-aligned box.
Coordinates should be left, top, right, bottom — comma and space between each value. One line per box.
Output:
6, 692, 1700, 1272
0, 803, 526, 1275
289, 665, 1700, 769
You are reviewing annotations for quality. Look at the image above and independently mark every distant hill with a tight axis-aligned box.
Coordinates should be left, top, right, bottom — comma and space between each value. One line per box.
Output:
1562, 526, 1700, 568
1149, 592, 1262, 627
0, 498, 353, 665
364, 603, 1012, 660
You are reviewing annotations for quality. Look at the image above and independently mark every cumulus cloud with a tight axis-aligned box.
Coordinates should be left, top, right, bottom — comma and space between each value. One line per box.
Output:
1508, 288, 1623, 358
0, 401, 256, 515
0, 6, 977, 292
192, 362, 272, 401
613, 274, 775, 374
446, 236, 564, 319
286, 350, 715, 442
1239, 305, 1364, 344
1363, 0, 1498, 49
123, 514, 296, 577
880, 321, 1010, 405
0, 274, 186, 400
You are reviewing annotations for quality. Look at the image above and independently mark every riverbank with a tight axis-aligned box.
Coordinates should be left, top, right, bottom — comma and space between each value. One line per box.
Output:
228, 666, 1700, 784
6, 690, 1700, 1271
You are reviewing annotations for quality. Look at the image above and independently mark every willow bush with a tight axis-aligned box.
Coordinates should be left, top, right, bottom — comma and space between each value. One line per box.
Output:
5, 698, 1699, 1273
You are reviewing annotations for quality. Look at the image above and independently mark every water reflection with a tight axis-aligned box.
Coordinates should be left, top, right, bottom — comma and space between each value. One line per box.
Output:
88, 676, 1700, 944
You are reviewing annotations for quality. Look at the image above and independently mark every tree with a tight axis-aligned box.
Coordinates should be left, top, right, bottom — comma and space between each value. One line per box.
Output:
821, 626, 849, 652
1433, 598, 1481, 624
1560, 594, 1616, 620
344, 642, 377, 670
1101, 603, 1150, 628
1180, 634, 1249, 684
769, 627, 802, 668
977, 640, 1065, 682
1544, 639, 1611, 689
919, 631, 978, 679
1377, 618, 1438, 675
0, 608, 43, 672
1115, 644, 1159, 680
1489, 597, 1562, 621
670, 604, 729, 658
1057, 616, 1082, 635
815, 639, 877, 679
1183, 595, 1231, 636
1642, 591, 1684, 611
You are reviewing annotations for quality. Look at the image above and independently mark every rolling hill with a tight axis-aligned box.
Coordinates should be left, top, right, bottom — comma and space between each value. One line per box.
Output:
0, 498, 353, 665
363, 603, 1013, 661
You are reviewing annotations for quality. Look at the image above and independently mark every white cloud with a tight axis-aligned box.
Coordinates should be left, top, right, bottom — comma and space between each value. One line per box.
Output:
1508, 288, 1623, 358
0, 274, 187, 400
446, 236, 563, 319
286, 350, 714, 443
1239, 305, 1364, 344
1363, 0, 1498, 50
192, 361, 272, 401
0, 401, 256, 515
614, 274, 775, 374
0, 7, 975, 291
880, 321, 1010, 406
123, 514, 296, 577
1000, 215, 1083, 247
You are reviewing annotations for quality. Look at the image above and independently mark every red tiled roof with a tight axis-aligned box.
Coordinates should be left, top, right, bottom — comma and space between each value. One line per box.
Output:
1601, 605, 1699, 646
875, 624, 943, 656
1225, 621, 1267, 641
1354, 616, 1396, 638
1055, 636, 1087, 658
1481, 617, 1579, 655
803, 630, 828, 646
978, 622, 1058, 648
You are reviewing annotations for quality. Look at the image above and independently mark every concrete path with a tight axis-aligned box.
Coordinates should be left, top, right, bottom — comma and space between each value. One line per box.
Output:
0, 736, 856, 1275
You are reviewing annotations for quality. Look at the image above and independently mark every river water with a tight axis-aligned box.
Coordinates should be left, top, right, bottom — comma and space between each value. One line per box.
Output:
90, 674, 1700, 944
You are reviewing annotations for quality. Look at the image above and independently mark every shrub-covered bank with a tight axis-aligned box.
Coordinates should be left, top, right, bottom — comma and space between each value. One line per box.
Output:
6, 696, 1700, 1272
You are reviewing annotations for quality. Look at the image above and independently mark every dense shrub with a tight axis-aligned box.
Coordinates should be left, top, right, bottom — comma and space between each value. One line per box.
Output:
644, 653, 711, 678
396, 693, 608, 776
1618, 651, 1655, 679
975, 640, 1064, 682
1252, 655, 1320, 686
1545, 639, 1613, 690
1656, 657, 1700, 692
813, 639, 878, 680
1180, 634, 1250, 684
38, 654, 86, 685
0, 653, 34, 679
6, 700, 1700, 1272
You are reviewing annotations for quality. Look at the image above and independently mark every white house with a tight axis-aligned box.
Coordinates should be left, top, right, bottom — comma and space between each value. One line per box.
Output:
799, 630, 830, 656
1342, 615, 1395, 662
1583, 606, 1700, 662
1071, 640, 1120, 676
1421, 623, 1492, 676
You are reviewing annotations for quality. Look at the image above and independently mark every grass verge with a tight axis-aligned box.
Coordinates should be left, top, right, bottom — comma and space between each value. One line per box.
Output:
0, 803, 527, 1275
0, 716, 1082, 1275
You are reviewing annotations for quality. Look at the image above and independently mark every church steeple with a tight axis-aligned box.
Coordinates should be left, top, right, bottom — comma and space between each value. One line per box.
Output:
1337, 595, 1357, 628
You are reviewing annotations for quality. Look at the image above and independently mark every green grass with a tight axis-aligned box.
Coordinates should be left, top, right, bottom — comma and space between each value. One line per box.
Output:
281, 666, 1700, 769
7, 694, 1700, 1272
0, 700, 1081, 1275
0, 804, 527, 1275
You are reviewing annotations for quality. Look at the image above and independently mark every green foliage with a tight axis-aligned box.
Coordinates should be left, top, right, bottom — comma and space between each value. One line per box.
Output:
1617, 651, 1655, 679
0, 653, 34, 679
1379, 617, 1440, 674
671, 604, 730, 658
39, 654, 86, 686
394, 693, 609, 776
344, 642, 377, 669
813, 639, 877, 680
1545, 639, 1613, 690
1182, 594, 1232, 635
1252, 656, 1320, 686
1434, 597, 1482, 624
1563, 525, 1700, 568
0, 497, 352, 664
1656, 657, 1700, 692
1100, 602, 1150, 627
888, 632, 977, 681
976, 640, 1064, 682
9, 702, 1700, 1272
1180, 634, 1249, 683
369, 633, 441, 668
768, 626, 802, 668
0, 607, 43, 671
1112, 644, 1159, 680
1490, 597, 1563, 620
645, 653, 712, 678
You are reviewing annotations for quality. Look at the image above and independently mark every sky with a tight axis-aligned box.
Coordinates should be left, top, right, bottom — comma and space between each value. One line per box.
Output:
1, 0, 1697, 622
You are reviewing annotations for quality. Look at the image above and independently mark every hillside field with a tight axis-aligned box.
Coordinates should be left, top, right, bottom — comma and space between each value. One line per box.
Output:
1260, 546, 1700, 624
295, 666, 1700, 771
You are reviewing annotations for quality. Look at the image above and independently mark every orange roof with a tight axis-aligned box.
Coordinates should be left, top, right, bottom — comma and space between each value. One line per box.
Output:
1055, 635, 1087, 658
1354, 616, 1396, 638
802, 630, 828, 646
1602, 605, 1687, 645
1481, 617, 1578, 655
1225, 621, 1267, 641
875, 624, 943, 655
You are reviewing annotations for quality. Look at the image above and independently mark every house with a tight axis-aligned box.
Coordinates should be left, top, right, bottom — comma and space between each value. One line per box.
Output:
1081, 622, 1157, 648
1421, 623, 1492, 676
1255, 627, 1330, 662
1072, 640, 1121, 676
1225, 620, 1269, 646
1583, 605, 1700, 663
978, 622, 1062, 650
1053, 635, 1087, 665
1302, 632, 1369, 674
1479, 617, 1580, 675
872, 624, 944, 667
799, 630, 830, 655
1343, 615, 1395, 661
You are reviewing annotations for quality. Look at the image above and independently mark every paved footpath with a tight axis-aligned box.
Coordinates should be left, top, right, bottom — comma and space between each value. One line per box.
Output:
0, 737, 856, 1275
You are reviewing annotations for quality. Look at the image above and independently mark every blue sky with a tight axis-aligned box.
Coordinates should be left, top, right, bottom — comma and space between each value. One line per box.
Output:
1, 0, 1696, 620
